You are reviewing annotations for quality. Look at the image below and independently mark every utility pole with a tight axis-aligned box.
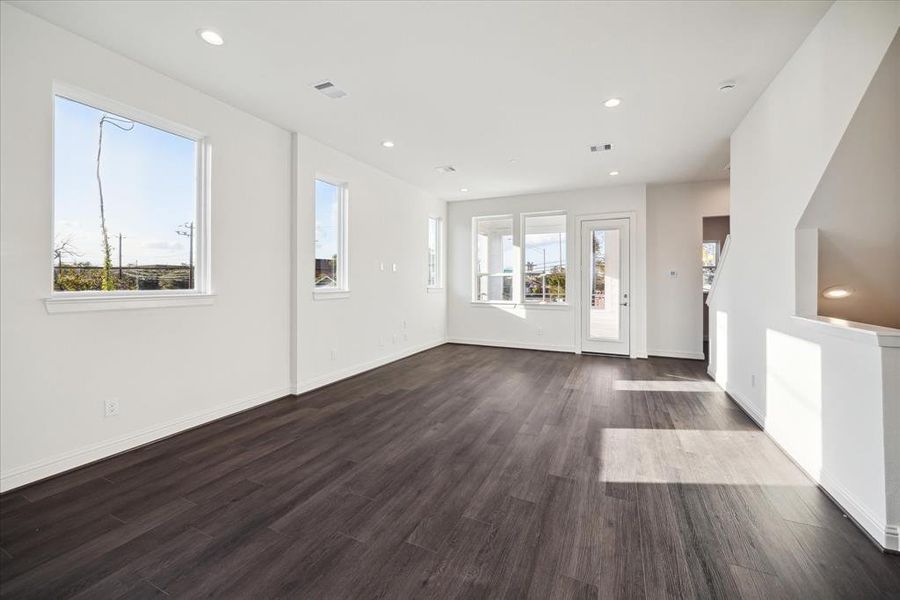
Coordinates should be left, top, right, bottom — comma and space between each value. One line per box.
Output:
176, 221, 194, 288
117, 233, 125, 280
542, 248, 547, 302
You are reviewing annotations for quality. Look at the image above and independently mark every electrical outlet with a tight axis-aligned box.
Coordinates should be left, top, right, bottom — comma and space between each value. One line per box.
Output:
402, 319, 407, 329
330, 349, 337, 361
537, 327, 544, 336
104, 398, 120, 418
392, 263, 398, 272
751, 374, 756, 387
379, 262, 385, 271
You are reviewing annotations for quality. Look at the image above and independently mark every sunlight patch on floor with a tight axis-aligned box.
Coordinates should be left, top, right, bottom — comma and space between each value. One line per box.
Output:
597, 428, 813, 486
614, 380, 722, 392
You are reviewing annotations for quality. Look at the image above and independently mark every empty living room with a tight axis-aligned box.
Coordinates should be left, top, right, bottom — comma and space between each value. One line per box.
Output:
2, 1, 899, 598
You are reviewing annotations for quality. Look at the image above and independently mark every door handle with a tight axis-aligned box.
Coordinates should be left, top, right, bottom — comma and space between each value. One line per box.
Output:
620, 302, 629, 306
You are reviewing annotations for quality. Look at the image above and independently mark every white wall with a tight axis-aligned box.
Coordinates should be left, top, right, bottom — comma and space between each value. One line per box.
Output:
294, 134, 446, 392
0, 4, 293, 490
708, 0, 900, 550
447, 185, 647, 356
647, 180, 729, 359
798, 31, 900, 329
0, 4, 448, 492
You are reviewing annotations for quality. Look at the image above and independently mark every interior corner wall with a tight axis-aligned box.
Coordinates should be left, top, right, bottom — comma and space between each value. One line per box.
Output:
798, 31, 900, 329
646, 180, 729, 359
293, 135, 446, 393
708, 0, 900, 549
0, 4, 293, 491
446, 185, 648, 356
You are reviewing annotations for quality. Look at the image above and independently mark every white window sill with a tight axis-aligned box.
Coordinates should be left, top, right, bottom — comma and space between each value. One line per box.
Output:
426, 287, 445, 294
313, 289, 350, 301
522, 302, 570, 310
45, 293, 216, 314
470, 301, 569, 310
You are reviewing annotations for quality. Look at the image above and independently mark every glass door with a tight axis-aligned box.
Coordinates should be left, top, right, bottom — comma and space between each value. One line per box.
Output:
581, 218, 630, 355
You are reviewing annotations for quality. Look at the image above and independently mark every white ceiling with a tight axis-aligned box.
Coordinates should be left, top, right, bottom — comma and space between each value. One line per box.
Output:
12, 0, 831, 200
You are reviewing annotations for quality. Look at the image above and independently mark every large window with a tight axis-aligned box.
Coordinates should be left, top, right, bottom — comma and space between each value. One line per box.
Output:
52, 90, 206, 294
473, 216, 514, 302
427, 216, 442, 288
523, 213, 566, 303
315, 179, 348, 291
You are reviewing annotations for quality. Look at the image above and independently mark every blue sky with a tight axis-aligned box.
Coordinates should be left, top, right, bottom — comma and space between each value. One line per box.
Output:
525, 232, 566, 272
315, 179, 339, 259
54, 96, 196, 266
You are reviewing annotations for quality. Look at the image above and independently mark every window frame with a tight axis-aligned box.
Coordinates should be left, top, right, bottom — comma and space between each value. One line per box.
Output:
521, 210, 568, 305
313, 175, 350, 300
471, 214, 516, 304
702, 239, 720, 292
427, 216, 443, 290
45, 83, 212, 313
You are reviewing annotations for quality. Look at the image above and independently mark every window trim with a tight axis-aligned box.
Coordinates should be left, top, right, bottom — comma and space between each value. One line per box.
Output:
47, 83, 212, 310
312, 175, 349, 299
521, 210, 568, 306
702, 239, 720, 292
427, 215, 443, 290
472, 214, 516, 304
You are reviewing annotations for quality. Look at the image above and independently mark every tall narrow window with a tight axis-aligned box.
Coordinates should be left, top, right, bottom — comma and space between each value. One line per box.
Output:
702, 240, 719, 292
52, 91, 206, 294
473, 216, 514, 302
315, 179, 347, 290
427, 216, 442, 288
523, 213, 566, 304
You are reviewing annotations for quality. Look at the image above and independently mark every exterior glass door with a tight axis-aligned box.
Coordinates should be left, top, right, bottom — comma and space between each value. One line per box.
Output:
581, 218, 630, 355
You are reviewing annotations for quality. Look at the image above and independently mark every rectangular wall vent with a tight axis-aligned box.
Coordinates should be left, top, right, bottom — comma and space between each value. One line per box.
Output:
590, 143, 613, 153
313, 80, 347, 99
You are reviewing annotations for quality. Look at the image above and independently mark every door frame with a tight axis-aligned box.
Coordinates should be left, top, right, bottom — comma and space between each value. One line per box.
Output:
574, 211, 638, 357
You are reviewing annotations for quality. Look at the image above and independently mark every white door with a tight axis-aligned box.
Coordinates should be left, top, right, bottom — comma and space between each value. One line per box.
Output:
581, 218, 630, 355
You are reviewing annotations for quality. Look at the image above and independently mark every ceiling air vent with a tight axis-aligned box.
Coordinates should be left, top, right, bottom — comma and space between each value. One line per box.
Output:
434, 165, 457, 174
313, 80, 347, 99
590, 143, 612, 153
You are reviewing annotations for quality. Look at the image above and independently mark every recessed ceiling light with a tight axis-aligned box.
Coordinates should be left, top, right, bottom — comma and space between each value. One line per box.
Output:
381, 140, 395, 148
603, 98, 621, 108
822, 285, 853, 299
435, 165, 457, 174
719, 81, 737, 92
197, 29, 224, 46
459, 188, 469, 193
609, 170, 620, 176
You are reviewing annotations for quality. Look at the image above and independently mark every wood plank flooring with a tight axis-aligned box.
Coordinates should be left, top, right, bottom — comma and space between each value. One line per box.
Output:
2, 344, 899, 599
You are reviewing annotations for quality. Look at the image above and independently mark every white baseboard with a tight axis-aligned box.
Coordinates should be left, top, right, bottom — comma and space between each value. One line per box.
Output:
447, 337, 575, 353
705, 375, 898, 553
725, 387, 765, 428
0, 385, 293, 493
294, 338, 446, 395
819, 470, 899, 552
648, 348, 705, 360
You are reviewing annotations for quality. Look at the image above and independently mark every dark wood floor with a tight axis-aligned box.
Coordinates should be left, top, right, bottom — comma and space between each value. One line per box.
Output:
1, 344, 898, 599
